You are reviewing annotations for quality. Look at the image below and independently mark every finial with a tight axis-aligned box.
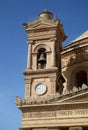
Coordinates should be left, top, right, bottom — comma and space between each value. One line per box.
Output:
39, 10, 54, 20
44, 9, 48, 12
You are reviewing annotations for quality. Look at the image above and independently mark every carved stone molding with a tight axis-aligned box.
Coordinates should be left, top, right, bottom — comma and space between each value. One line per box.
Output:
69, 127, 82, 130
23, 111, 56, 119
67, 54, 87, 67
23, 68, 58, 75
16, 95, 88, 113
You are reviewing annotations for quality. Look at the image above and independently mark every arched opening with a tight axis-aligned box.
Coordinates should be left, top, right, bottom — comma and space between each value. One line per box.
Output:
37, 48, 46, 69
75, 71, 87, 88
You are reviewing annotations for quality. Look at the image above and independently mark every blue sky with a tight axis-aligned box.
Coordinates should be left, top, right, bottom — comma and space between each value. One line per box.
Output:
0, 0, 88, 130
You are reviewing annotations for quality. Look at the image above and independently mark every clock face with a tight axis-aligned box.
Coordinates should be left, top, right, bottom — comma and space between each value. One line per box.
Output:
35, 83, 46, 95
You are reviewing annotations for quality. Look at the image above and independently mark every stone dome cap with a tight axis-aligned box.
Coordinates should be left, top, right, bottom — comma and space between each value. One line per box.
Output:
39, 9, 54, 20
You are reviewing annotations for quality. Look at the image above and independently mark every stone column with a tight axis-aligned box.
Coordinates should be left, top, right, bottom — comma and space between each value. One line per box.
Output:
27, 43, 32, 69
46, 52, 50, 69
33, 53, 37, 70
51, 40, 55, 67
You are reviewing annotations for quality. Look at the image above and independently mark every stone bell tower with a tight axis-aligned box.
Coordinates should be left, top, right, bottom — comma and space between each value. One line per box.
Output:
16, 10, 66, 130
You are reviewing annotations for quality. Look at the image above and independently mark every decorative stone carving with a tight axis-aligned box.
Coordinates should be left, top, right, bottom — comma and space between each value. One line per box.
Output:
63, 48, 88, 68
16, 86, 88, 106
82, 83, 88, 89
54, 92, 61, 98
72, 87, 78, 92
69, 127, 82, 130
79, 87, 81, 91
16, 85, 88, 107
15, 96, 22, 106
63, 89, 70, 95
23, 111, 56, 119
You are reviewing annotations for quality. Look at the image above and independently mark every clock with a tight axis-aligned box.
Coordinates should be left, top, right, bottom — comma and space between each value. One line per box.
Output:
35, 83, 46, 95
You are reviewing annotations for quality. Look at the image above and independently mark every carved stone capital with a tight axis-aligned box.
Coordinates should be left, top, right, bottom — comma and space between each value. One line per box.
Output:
24, 78, 31, 84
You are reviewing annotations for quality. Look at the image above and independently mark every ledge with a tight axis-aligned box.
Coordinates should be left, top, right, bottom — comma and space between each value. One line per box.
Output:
23, 67, 58, 75
16, 87, 88, 109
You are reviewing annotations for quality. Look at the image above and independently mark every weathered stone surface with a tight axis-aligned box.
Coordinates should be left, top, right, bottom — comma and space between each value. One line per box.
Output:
16, 10, 88, 130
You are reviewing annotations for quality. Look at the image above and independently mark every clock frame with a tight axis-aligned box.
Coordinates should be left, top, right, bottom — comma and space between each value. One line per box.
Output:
35, 83, 47, 95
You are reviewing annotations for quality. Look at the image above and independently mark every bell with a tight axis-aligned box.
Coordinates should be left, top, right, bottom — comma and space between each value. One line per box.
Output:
38, 52, 46, 63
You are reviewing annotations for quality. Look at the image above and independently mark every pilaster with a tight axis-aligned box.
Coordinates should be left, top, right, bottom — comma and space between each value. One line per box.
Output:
27, 41, 32, 69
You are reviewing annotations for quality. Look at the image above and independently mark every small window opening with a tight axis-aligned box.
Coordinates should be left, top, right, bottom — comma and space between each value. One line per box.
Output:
37, 48, 46, 69
75, 71, 87, 88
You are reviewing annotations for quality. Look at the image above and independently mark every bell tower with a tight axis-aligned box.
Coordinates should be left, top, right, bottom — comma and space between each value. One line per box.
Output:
16, 10, 66, 130
23, 10, 66, 99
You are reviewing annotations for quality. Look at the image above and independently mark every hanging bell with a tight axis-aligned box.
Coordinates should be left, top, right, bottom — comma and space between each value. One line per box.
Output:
38, 52, 46, 64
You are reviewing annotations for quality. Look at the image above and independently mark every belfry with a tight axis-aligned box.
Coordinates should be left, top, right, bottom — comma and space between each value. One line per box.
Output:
16, 10, 88, 130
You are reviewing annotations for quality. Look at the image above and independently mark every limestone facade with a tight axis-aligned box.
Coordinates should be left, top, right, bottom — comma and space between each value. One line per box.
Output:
16, 10, 88, 130
61, 31, 88, 93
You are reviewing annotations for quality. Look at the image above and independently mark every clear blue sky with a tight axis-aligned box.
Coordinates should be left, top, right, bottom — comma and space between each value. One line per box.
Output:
0, 0, 88, 129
